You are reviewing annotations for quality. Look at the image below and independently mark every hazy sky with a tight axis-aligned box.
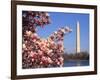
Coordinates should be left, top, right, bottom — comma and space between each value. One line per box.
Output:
36, 12, 89, 53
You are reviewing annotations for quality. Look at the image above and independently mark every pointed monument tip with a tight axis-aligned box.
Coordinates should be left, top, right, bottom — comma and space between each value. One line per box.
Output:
77, 21, 79, 24
77, 21, 80, 27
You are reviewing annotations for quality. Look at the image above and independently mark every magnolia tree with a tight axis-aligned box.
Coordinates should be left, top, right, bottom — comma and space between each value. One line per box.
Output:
22, 11, 72, 68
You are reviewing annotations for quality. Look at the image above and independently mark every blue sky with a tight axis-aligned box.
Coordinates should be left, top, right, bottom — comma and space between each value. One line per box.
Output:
37, 12, 89, 53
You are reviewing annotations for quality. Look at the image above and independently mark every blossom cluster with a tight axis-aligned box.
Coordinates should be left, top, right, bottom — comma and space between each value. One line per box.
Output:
22, 11, 72, 68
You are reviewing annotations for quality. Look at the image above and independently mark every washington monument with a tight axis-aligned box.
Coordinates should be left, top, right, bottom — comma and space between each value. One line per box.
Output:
76, 21, 80, 53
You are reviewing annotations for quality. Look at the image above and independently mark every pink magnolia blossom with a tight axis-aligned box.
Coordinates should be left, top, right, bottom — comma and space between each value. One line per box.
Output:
26, 30, 32, 36
31, 33, 39, 39
29, 51, 37, 58
37, 50, 43, 56
47, 57, 53, 64
22, 11, 72, 68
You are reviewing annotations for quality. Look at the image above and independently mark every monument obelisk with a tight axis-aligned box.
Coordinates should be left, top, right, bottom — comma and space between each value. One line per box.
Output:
76, 21, 80, 53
